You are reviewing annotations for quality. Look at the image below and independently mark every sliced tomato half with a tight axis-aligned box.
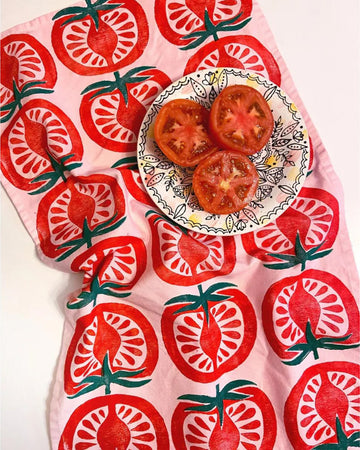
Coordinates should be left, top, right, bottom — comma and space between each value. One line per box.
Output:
1, 33, 57, 122
80, 68, 171, 152
1, 99, 83, 193
241, 187, 339, 270
209, 84, 274, 155
284, 362, 360, 449
64, 302, 158, 396
154, 99, 218, 167
262, 270, 360, 364
161, 284, 257, 382
71, 236, 147, 292
184, 35, 281, 86
172, 383, 277, 449
193, 150, 259, 214
36, 174, 126, 261
51, 0, 149, 75
146, 210, 236, 286
58, 394, 169, 449
155, 0, 252, 47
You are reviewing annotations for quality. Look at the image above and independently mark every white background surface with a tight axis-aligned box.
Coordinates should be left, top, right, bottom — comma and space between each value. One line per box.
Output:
1, 1, 359, 449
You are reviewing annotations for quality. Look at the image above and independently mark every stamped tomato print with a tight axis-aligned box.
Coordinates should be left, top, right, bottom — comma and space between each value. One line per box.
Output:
184, 35, 281, 86
262, 270, 360, 365
1, 99, 83, 194
51, 0, 149, 75
36, 174, 126, 261
80, 67, 171, 152
155, 0, 252, 47
284, 362, 360, 449
172, 380, 276, 449
242, 187, 339, 270
0, 33, 57, 122
68, 236, 147, 308
64, 303, 158, 396
58, 394, 170, 449
146, 210, 236, 285
112, 156, 153, 206
162, 283, 257, 382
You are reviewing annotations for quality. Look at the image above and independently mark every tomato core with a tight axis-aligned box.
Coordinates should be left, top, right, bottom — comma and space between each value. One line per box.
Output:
200, 312, 222, 368
114, 93, 144, 134
93, 314, 122, 365
97, 405, 131, 449
288, 282, 321, 333
67, 188, 96, 229
178, 235, 210, 271
209, 413, 240, 450
184, 0, 211, 18
276, 206, 311, 245
24, 117, 49, 158
88, 18, 119, 63
315, 377, 349, 429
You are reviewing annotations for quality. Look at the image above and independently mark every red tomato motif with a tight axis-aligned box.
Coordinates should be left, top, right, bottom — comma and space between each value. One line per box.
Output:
262, 270, 360, 365
0, 33, 57, 122
146, 211, 236, 286
161, 283, 257, 382
172, 382, 277, 449
1, 99, 83, 194
241, 187, 339, 270
284, 362, 360, 449
58, 394, 169, 449
64, 303, 158, 396
113, 156, 154, 206
36, 174, 126, 261
80, 68, 171, 152
51, 0, 149, 75
155, 0, 252, 47
184, 35, 281, 86
71, 236, 147, 292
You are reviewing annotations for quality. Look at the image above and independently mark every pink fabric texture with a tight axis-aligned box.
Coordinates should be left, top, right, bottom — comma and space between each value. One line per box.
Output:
1, 1, 359, 448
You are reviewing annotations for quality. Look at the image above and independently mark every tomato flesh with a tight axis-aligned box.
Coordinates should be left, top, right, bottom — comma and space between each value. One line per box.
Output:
193, 150, 258, 215
154, 99, 218, 167
209, 85, 274, 155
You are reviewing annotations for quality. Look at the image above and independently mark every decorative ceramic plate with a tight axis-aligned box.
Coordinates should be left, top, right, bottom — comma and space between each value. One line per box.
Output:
137, 68, 310, 235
